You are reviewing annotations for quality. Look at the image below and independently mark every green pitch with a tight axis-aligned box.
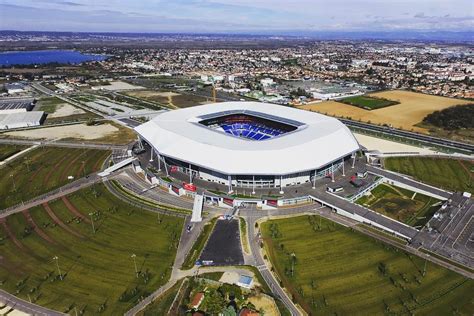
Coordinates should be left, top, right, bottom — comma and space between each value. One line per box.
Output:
0, 184, 184, 315
356, 183, 441, 227
338, 95, 398, 110
384, 157, 473, 194
261, 216, 473, 316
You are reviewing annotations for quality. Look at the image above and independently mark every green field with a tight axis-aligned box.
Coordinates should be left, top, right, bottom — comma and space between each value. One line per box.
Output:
339, 95, 399, 110
262, 216, 473, 315
0, 184, 184, 315
356, 184, 441, 227
0, 147, 110, 209
0, 144, 28, 161
140, 279, 185, 315
384, 157, 473, 193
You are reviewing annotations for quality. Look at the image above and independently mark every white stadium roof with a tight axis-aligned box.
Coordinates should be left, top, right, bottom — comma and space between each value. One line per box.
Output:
135, 102, 360, 175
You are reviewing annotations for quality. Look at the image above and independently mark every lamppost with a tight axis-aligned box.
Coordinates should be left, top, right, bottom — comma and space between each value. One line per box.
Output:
10, 174, 16, 191
131, 254, 138, 278
89, 212, 95, 234
53, 256, 63, 280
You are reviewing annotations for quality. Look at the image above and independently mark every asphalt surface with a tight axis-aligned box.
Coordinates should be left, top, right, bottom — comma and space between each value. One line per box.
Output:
199, 219, 244, 265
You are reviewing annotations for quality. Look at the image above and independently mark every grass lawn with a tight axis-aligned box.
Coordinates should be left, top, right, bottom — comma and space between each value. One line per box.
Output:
0, 144, 28, 161
239, 217, 250, 254
35, 97, 65, 113
0, 184, 184, 315
140, 279, 185, 316
338, 95, 399, 110
384, 157, 474, 194
356, 183, 442, 227
261, 216, 473, 316
0, 147, 110, 209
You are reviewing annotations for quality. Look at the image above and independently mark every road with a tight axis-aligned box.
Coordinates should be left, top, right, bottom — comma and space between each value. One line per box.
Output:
340, 118, 474, 154
0, 138, 127, 150
0, 173, 114, 218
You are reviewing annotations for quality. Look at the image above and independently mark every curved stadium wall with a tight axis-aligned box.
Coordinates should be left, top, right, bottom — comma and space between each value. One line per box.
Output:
135, 102, 360, 190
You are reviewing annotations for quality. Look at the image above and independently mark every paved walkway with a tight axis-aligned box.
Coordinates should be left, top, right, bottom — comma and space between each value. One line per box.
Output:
0, 138, 127, 150
0, 289, 65, 316
0, 173, 115, 218
0, 145, 38, 167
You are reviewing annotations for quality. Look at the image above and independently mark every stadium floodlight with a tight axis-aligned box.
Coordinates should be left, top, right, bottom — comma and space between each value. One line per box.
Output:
131, 254, 138, 278
53, 256, 63, 280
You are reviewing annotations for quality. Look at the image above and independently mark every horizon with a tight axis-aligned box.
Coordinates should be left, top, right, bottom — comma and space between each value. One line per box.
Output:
0, 0, 473, 34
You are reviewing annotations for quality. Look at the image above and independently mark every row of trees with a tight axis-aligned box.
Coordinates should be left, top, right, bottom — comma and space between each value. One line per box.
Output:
423, 104, 474, 130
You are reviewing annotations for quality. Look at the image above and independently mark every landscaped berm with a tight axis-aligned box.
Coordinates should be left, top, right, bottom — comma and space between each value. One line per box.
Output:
0, 185, 184, 315
0, 146, 110, 209
261, 216, 473, 316
384, 156, 474, 194
356, 183, 441, 227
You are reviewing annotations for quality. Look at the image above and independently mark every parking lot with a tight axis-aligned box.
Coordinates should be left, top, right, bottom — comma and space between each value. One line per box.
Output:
199, 218, 244, 266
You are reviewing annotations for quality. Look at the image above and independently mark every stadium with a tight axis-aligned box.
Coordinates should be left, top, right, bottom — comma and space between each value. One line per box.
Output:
135, 102, 360, 192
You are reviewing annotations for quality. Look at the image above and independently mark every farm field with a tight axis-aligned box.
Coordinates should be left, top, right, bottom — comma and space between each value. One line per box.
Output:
384, 157, 473, 194
0, 147, 110, 209
338, 95, 398, 110
0, 184, 184, 315
299, 90, 471, 133
0, 144, 28, 161
356, 183, 441, 227
261, 216, 473, 316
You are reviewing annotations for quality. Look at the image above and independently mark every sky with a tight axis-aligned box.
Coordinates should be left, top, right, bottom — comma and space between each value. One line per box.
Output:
0, 0, 472, 33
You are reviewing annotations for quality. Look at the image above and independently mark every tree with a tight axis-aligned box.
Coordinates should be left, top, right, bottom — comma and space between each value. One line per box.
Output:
222, 305, 237, 316
204, 289, 226, 315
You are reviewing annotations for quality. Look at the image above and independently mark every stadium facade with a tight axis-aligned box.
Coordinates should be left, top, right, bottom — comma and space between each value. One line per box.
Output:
135, 102, 360, 192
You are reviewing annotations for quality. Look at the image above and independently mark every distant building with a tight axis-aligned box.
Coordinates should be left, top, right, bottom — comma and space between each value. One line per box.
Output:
0, 98, 35, 114
0, 111, 45, 129
5, 83, 26, 95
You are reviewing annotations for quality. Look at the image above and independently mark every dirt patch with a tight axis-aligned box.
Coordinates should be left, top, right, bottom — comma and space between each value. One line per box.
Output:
94, 81, 144, 91
126, 90, 180, 98
248, 294, 279, 316
0, 218, 25, 250
61, 196, 90, 224
48, 103, 86, 118
22, 210, 55, 244
299, 90, 470, 133
5, 123, 119, 141
354, 133, 437, 154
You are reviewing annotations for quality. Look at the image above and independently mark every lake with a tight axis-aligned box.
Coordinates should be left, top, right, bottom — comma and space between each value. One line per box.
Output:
0, 50, 108, 67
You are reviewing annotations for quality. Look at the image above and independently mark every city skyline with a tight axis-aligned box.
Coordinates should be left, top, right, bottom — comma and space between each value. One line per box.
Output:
0, 0, 473, 33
